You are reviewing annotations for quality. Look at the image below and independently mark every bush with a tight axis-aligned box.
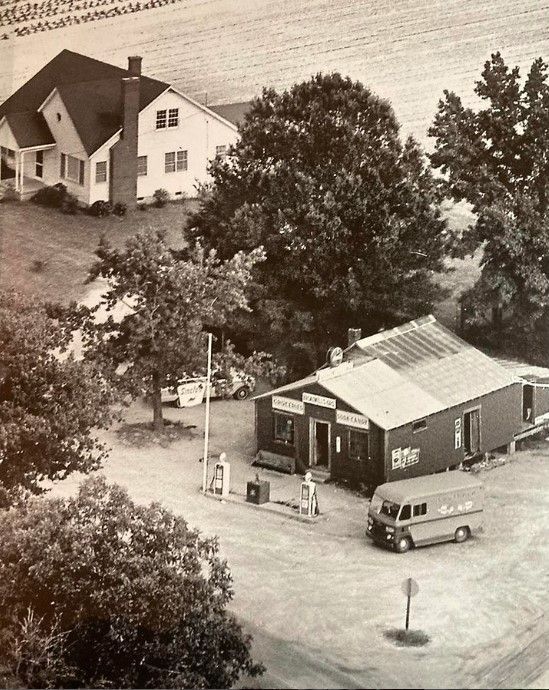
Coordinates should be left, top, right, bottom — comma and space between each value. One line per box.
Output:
31, 183, 67, 208
61, 192, 79, 215
153, 188, 170, 207
88, 200, 113, 217
0, 477, 263, 688
113, 201, 127, 217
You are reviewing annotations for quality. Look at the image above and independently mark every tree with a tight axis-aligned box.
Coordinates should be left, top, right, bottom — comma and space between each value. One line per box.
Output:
0, 291, 117, 497
83, 230, 268, 431
429, 52, 549, 358
0, 476, 263, 688
189, 73, 451, 374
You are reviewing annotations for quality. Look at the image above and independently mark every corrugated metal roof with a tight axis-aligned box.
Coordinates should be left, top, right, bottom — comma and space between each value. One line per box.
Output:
491, 356, 549, 386
255, 316, 520, 429
353, 316, 519, 409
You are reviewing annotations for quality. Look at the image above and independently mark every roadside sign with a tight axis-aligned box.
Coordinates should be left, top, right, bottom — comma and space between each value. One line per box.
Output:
401, 577, 419, 630
401, 577, 419, 598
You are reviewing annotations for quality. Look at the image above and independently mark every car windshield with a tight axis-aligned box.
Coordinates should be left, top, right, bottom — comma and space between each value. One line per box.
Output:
380, 500, 401, 519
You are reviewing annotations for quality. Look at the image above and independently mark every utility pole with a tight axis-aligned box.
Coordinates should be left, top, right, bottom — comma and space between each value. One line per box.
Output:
201, 332, 213, 493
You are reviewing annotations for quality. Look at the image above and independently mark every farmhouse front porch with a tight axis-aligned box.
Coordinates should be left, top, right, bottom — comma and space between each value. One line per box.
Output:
0, 144, 54, 200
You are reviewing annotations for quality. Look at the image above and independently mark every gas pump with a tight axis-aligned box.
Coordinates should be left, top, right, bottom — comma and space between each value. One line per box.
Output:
213, 452, 230, 498
299, 471, 319, 517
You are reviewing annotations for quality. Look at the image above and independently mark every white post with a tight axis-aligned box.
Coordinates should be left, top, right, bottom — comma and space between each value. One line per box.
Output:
202, 332, 213, 493
14, 151, 19, 192
19, 150, 24, 197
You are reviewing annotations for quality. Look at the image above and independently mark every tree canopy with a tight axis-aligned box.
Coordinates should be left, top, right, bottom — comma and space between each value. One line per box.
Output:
429, 52, 549, 357
0, 477, 263, 688
0, 291, 116, 499
82, 230, 269, 429
189, 72, 451, 374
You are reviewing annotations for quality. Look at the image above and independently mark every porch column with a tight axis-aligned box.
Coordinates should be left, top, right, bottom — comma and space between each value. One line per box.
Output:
14, 151, 19, 192
19, 150, 24, 196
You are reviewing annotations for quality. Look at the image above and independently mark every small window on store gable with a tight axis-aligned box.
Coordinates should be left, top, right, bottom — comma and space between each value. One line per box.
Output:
273, 413, 294, 445
412, 418, 427, 433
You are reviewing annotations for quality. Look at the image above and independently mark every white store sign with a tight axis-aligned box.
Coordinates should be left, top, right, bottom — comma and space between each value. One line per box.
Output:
272, 395, 305, 415
336, 409, 370, 430
302, 392, 336, 409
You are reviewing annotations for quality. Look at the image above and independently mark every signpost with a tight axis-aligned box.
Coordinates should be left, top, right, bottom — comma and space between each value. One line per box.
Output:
401, 577, 419, 630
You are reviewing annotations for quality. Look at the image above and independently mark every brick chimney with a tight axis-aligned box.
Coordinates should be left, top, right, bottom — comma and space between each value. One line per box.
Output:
128, 55, 142, 77
109, 58, 141, 209
347, 328, 362, 347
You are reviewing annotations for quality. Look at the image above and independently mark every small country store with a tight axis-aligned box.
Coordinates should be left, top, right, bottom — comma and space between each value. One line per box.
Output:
254, 316, 523, 487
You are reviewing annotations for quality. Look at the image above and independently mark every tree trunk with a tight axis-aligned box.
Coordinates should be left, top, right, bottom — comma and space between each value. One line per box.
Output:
151, 371, 164, 432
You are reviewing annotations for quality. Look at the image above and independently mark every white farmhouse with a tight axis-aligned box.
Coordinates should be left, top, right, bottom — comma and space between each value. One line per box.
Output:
0, 50, 239, 207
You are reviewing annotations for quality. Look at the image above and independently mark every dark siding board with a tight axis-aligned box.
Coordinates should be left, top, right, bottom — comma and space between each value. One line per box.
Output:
384, 383, 522, 482
533, 386, 549, 420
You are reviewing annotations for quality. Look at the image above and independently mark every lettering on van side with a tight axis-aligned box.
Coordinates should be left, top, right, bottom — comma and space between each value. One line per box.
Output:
438, 500, 473, 516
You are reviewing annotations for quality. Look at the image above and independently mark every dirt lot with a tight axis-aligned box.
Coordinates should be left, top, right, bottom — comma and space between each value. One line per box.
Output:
50, 396, 549, 689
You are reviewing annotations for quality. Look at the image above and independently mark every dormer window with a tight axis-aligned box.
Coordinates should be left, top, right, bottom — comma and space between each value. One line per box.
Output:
156, 108, 179, 129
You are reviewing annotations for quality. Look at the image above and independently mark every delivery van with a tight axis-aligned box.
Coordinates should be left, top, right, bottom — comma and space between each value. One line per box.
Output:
366, 471, 484, 553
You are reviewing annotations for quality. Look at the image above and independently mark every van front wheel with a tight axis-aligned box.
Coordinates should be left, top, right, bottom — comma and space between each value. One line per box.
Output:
395, 536, 411, 553
454, 526, 470, 543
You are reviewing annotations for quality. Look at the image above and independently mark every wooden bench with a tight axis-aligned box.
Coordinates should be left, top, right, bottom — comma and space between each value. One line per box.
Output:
253, 450, 296, 475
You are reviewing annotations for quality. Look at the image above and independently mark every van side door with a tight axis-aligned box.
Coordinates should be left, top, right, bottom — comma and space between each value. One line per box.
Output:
407, 501, 435, 546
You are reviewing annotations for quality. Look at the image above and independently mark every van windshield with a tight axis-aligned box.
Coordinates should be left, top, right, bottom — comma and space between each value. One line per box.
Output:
380, 500, 401, 519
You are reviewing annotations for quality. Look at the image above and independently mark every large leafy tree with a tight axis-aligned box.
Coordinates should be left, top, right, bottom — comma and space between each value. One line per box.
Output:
82, 230, 267, 430
0, 291, 117, 498
189, 72, 451, 374
429, 52, 549, 357
0, 477, 263, 688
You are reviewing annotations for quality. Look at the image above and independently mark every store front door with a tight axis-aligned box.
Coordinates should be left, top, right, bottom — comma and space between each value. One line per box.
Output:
310, 419, 330, 468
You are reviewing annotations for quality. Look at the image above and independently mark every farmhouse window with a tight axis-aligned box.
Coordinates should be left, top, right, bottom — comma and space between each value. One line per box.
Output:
348, 429, 368, 461
273, 413, 294, 445
215, 145, 227, 157
137, 155, 147, 176
61, 154, 84, 185
168, 108, 179, 127
156, 109, 167, 129
165, 150, 188, 173
95, 161, 107, 183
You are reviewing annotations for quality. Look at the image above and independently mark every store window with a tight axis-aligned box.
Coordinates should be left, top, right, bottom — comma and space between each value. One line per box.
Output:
349, 429, 369, 461
273, 413, 294, 445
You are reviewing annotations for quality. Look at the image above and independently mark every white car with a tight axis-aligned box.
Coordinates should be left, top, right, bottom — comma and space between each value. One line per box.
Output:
161, 369, 256, 408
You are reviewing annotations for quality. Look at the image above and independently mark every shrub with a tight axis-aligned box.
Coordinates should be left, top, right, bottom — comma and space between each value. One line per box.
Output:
113, 201, 127, 217
0, 477, 264, 688
31, 183, 67, 208
61, 192, 79, 215
153, 188, 170, 207
88, 200, 113, 217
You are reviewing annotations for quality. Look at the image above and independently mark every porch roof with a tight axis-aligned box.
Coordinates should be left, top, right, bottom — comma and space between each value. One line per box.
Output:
3, 111, 55, 149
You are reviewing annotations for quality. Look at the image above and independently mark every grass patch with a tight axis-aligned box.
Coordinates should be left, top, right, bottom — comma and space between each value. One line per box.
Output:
0, 200, 196, 304
116, 420, 198, 448
384, 628, 430, 647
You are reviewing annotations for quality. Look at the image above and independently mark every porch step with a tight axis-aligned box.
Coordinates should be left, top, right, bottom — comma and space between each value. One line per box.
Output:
308, 467, 331, 483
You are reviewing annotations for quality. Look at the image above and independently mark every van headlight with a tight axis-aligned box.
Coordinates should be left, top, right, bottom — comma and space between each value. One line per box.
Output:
386, 526, 395, 534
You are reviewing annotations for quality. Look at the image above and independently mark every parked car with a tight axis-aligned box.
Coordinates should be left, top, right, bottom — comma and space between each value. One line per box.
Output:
161, 369, 256, 408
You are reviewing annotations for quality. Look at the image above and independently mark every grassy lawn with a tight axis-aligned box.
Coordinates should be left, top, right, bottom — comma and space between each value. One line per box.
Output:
0, 199, 195, 304
0, 196, 481, 329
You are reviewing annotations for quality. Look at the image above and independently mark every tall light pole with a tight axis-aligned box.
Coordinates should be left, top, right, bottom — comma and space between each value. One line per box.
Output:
202, 332, 213, 493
